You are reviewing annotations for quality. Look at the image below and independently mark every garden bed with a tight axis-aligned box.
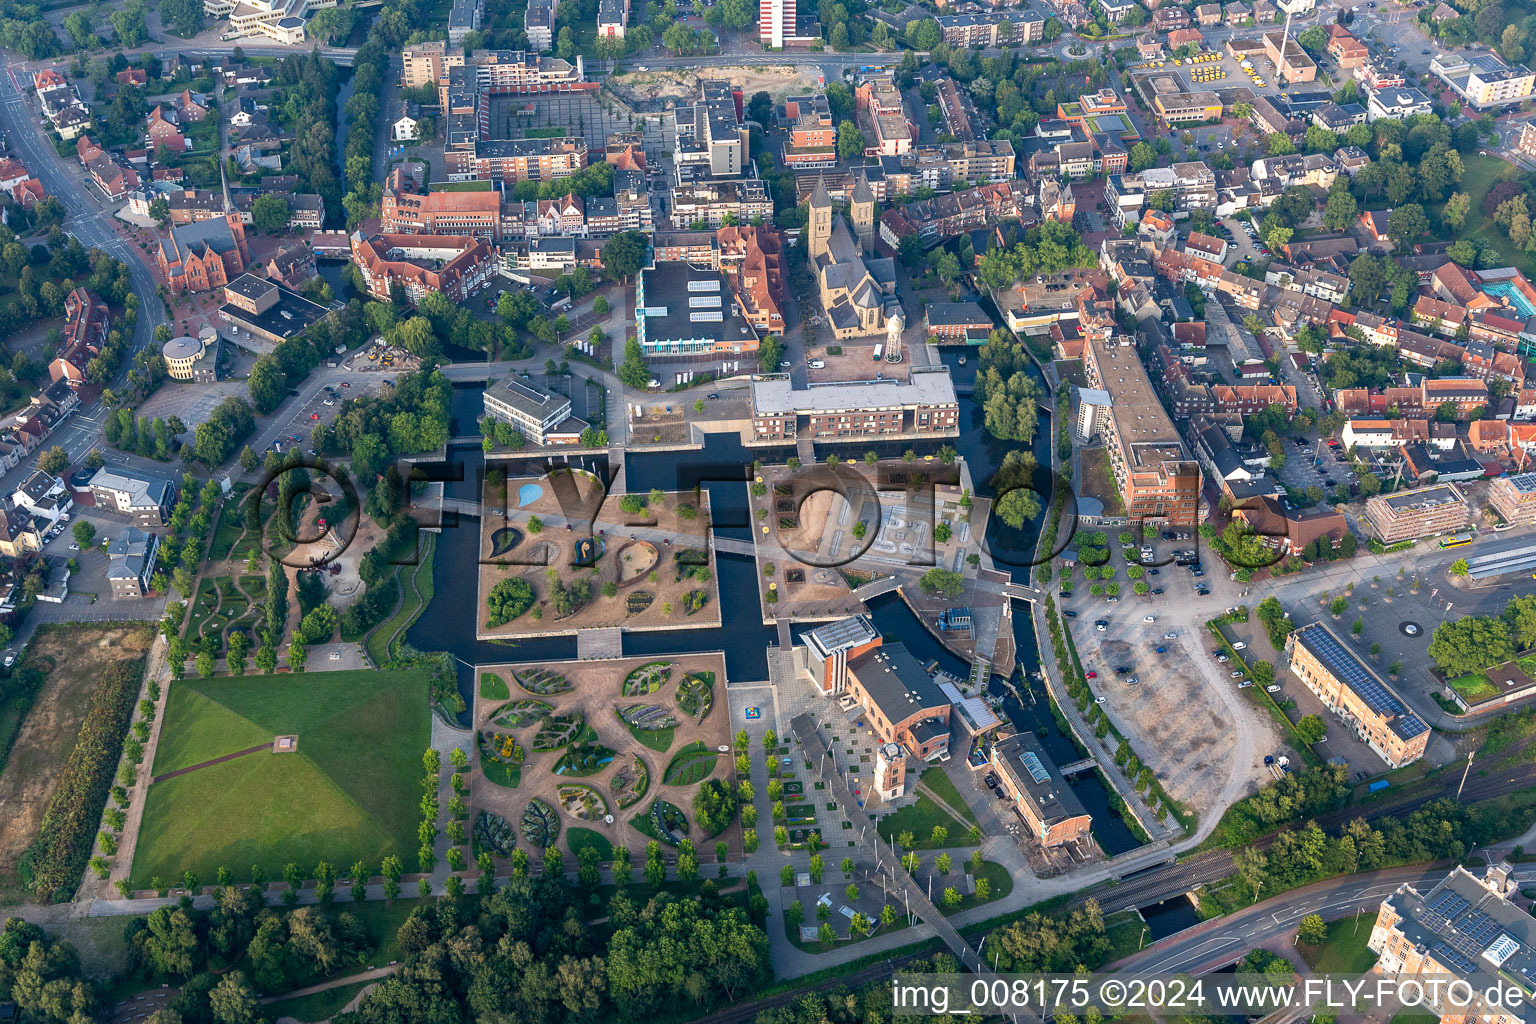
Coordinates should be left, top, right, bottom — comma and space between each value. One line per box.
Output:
664, 741, 718, 786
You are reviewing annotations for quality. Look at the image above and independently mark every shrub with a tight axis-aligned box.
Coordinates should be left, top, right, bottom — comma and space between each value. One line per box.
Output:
486, 578, 535, 626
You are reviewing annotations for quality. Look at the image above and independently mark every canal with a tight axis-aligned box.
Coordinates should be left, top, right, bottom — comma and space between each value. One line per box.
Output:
406, 376, 1146, 856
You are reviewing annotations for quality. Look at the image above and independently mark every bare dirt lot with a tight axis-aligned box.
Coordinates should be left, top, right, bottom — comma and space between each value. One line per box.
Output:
607, 65, 821, 105
0, 624, 155, 902
1076, 620, 1280, 819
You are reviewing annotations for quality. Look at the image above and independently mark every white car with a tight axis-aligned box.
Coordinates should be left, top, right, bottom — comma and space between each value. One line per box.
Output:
1232, 641, 1247, 650
1143, 615, 1155, 623
808, 360, 826, 369
1163, 631, 1178, 639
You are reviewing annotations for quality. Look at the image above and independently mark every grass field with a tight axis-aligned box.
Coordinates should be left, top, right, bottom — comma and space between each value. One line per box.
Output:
479, 673, 510, 701
1433, 154, 1527, 271
1299, 912, 1378, 973
132, 668, 431, 888
1448, 672, 1498, 703
940, 859, 1012, 915
916, 767, 979, 828
0, 625, 154, 904
874, 790, 967, 849
566, 826, 614, 862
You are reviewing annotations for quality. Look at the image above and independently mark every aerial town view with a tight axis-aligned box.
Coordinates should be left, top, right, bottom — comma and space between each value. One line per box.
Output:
3, 0, 1536, 1017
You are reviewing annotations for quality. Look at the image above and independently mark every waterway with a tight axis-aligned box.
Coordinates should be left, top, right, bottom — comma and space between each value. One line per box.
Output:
406, 372, 1146, 857
1139, 894, 1204, 941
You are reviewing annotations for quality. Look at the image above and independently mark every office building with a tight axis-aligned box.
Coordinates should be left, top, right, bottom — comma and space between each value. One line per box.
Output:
1432, 52, 1535, 108
106, 527, 159, 599
635, 261, 760, 357
760, 0, 817, 47
1489, 472, 1536, 528
1285, 622, 1429, 768
161, 333, 218, 383
482, 374, 585, 445
990, 732, 1093, 848
797, 614, 882, 695
844, 643, 952, 761
1363, 483, 1471, 543
88, 469, 176, 527
676, 83, 749, 178
350, 233, 496, 306
1369, 862, 1536, 1024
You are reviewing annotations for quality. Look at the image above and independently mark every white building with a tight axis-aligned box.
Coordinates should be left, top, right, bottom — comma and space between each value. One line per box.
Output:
482, 374, 585, 445
1366, 86, 1433, 121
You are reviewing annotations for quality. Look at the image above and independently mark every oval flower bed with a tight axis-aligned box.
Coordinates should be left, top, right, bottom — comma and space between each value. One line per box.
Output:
521, 798, 561, 849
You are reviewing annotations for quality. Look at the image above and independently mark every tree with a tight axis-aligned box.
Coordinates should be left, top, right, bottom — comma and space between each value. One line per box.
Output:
919, 569, 964, 599
905, 16, 941, 49
209, 970, 259, 1024
601, 231, 648, 281
1297, 913, 1328, 947
1235, 845, 1268, 902
36, 445, 67, 474
837, 120, 867, 160
1444, 192, 1472, 231
617, 336, 652, 390
1128, 141, 1157, 173
249, 194, 292, 234
1296, 714, 1327, 744
1386, 204, 1429, 250
72, 520, 95, 548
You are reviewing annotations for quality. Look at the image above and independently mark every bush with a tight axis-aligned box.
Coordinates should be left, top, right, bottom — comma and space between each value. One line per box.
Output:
486, 578, 536, 626
25, 659, 146, 901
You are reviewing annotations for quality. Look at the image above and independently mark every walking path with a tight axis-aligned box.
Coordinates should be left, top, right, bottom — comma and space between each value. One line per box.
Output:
150, 743, 271, 783
97, 635, 172, 900
259, 964, 400, 1006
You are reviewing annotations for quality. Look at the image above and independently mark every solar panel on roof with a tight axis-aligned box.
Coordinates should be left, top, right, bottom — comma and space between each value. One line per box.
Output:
1301, 626, 1428, 738
1433, 943, 1477, 974
1429, 891, 1470, 917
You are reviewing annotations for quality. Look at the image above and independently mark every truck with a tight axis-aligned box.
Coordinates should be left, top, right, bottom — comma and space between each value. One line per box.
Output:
872, 344, 883, 361
1368, 779, 1390, 793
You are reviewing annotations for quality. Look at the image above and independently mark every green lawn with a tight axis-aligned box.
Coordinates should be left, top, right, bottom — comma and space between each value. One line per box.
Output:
479, 672, 510, 701
939, 859, 1012, 915
1299, 912, 1379, 973
263, 980, 372, 1022
131, 668, 431, 888
916, 767, 979, 828
874, 791, 967, 849
566, 826, 614, 862
1433, 154, 1527, 273
624, 718, 674, 753
1448, 672, 1498, 702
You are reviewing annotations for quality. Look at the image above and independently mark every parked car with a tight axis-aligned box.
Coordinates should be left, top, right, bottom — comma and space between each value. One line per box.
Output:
1232, 641, 1247, 650
1063, 610, 1078, 618
808, 360, 826, 369
1096, 620, 1108, 631
1266, 684, 1281, 693
1086, 670, 1097, 679
1163, 631, 1178, 639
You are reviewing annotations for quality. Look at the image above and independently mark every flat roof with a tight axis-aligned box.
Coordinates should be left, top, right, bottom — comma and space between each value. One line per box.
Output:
638, 261, 758, 348
484, 374, 570, 420
219, 284, 329, 342
1386, 867, 1536, 983
1380, 483, 1466, 513
1293, 622, 1427, 742
803, 614, 879, 658
752, 367, 958, 416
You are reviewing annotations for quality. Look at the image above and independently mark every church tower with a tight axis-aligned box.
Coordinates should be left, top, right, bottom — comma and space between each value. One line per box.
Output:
807, 176, 834, 261
850, 170, 875, 255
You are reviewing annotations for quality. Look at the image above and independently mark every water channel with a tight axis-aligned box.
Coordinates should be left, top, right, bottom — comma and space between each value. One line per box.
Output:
406, 368, 1146, 857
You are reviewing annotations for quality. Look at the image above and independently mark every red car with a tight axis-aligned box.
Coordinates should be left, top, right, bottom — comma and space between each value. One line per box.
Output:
1086, 670, 1098, 679
309, 412, 320, 420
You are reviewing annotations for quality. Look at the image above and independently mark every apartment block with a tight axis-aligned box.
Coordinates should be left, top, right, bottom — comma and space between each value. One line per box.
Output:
1489, 472, 1536, 528
1363, 483, 1471, 543
1082, 335, 1201, 524
748, 367, 960, 444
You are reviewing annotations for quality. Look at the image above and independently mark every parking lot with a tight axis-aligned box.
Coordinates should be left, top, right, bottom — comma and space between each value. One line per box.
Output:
1275, 437, 1360, 499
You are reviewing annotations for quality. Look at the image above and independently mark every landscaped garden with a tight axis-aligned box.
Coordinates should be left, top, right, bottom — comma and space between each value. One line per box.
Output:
618, 704, 676, 752
554, 740, 616, 777
520, 798, 560, 848
133, 668, 431, 887
514, 667, 573, 695
493, 699, 553, 729
474, 809, 516, 857
557, 783, 608, 821
622, 661, 672, 696
610, 754, 650, 809
676, 671, 714, 720
479, 672, 511, 701
664, 741, 718, 786
478, 730, 524, 789
532, 714, 588, 751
